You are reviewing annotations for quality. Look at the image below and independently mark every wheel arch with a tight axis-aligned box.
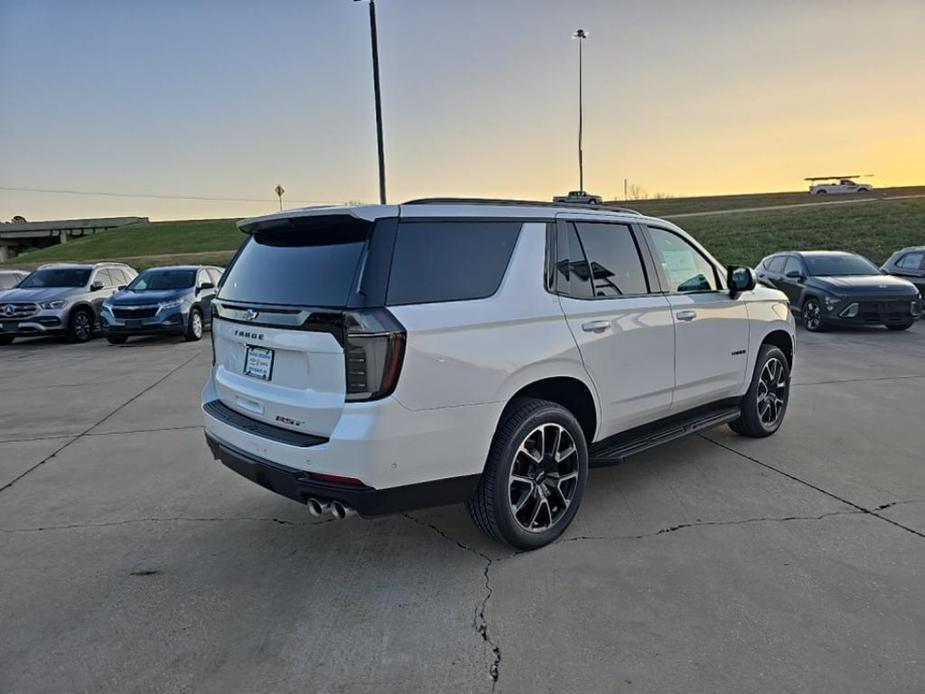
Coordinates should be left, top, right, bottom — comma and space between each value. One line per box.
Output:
760, 329, 794, 369
501, 376, 598, 444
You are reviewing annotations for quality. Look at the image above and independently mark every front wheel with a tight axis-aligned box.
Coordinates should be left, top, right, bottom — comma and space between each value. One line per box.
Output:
0, 335, 14, 345
66, 308, 94, 343
802, 297, 824, 332
467, 398, 588, 550
184, 308, 203, 342
730, 345, 791, 438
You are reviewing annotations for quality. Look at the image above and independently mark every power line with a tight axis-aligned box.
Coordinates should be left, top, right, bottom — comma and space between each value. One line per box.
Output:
0, 185, 349, 205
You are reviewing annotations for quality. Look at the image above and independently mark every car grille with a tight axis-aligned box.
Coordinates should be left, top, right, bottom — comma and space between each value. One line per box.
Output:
113, 306, 159, 319
858, 300, 910, 321
0, 302, 38, 319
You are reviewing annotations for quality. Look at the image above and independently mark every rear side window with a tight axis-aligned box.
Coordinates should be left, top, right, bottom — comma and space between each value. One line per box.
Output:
219, 220, 371, 307
555, 223, 594, 298
783, 256, 803, 275
574, 222, 648, 296
386, 221, 521, 305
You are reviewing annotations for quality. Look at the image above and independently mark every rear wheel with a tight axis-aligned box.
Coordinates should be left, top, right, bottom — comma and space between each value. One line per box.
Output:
886, 321, 914, 331
467, 398, 588, 550
185, 308, 203, 342
802, 297, 824, 332
730, 345, 790, 438
66, 308, 94, 343
107, 335, 128, 344
0, 335, 14, 345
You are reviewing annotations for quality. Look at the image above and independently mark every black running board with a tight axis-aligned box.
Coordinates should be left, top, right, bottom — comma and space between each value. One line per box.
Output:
589, 404, 741, 466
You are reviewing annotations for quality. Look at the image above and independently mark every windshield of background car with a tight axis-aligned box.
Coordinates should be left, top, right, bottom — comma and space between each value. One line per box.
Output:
19, 268, 91, 288
128, 269, 196, 291
805, 255, 880, 276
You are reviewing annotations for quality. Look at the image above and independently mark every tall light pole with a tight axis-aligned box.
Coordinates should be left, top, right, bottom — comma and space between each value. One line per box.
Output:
573, 28, 588, 193
356, 0, 387, 204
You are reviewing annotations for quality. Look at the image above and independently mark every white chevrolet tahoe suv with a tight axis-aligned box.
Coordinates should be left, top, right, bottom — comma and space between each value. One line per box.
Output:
202, 199, 795, 550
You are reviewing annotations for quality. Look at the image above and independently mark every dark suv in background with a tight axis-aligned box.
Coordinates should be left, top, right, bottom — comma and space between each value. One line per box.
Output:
757, 250, 921, 331
101, 265, 222, 343
881, 246, 925, 295
0, 262, 137, 345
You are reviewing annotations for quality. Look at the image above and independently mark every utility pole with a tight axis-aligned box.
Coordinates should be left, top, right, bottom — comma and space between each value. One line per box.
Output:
573, 29, 588, 193
356, 0, 387, 204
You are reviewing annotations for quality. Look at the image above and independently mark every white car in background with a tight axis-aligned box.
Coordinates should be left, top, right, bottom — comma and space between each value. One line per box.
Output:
807, 178, 873, 195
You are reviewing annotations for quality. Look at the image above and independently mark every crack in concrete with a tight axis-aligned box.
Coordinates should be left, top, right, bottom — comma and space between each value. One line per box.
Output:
702, 435, 925, 540
872, 499, 925, 511
402, 514, 501, 691
0, 515, 336, 533
0, 352, 201, 495
559, 510, 861, 544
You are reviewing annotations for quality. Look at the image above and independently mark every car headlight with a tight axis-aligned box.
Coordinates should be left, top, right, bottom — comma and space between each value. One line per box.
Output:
822, 294, 842, 312
101, 302, 113, 312
39, 300, 67, 310
158, 300, 183, 311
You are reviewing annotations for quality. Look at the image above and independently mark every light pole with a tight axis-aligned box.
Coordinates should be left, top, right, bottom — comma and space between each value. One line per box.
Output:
573, 28, 588, 193
355, 0, 387, 204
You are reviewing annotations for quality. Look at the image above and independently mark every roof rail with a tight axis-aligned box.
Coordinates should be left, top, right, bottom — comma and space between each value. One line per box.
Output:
403, 197, 642, 215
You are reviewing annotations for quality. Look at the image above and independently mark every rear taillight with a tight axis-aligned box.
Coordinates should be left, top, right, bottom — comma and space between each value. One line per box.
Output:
344, 309, 406, 402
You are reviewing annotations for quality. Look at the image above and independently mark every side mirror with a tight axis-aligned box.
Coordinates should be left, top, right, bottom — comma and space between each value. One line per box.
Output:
727, 266, 756, 297
117, 285, 126, 291
198, 282, 215, 293
90, 280, 104, 291
785, 270, 804, 280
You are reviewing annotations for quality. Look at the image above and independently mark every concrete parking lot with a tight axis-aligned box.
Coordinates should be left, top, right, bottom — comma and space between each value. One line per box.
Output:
2, 325, 924, 693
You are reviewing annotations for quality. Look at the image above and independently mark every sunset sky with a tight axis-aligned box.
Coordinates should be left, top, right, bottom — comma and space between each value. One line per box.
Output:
1, 0, 922, 221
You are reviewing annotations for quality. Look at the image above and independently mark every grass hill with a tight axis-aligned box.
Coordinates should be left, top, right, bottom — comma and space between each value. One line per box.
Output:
5, 187, 925, 271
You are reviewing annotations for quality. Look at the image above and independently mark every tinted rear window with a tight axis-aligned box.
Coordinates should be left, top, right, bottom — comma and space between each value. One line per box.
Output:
386, 221, 521, 305
219, 221, 371, 307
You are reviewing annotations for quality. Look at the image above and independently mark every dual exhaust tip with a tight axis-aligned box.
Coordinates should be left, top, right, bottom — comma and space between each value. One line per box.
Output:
307, 497, 356, 520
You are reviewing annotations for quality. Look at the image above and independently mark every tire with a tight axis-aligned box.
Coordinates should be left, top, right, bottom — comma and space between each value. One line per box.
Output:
466, 398, 588, 550
886, 322, 914, 331
106, 335, 128, 345
802, 297, 825, 332
66, 308, 94, 343
185, 308, 203, 342
0, 335, 14, 345
730, 345, 791, 438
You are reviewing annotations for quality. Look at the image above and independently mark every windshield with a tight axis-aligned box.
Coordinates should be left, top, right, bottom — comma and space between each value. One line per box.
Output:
805, 255, 880, 277
19, 268, 91, 288
128, 269, 196, 291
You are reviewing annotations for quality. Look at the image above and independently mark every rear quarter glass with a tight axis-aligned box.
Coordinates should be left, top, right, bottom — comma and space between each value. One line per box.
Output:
386, 220, 522, 305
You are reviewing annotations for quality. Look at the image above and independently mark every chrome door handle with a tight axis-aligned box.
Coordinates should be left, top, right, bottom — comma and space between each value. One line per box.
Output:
581, 320, 611, 333
676, 310, 697, 322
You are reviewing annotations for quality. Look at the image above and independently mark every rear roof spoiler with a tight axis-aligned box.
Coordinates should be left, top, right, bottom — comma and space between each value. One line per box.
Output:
238, 205, 399, 234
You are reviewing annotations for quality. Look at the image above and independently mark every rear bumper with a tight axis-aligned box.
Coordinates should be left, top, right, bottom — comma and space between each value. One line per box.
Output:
206, 433, 479, 516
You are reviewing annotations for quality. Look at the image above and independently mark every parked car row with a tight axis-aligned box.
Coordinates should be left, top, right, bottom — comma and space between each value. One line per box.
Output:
756, 248, 923, 332
0, 262, 222, 346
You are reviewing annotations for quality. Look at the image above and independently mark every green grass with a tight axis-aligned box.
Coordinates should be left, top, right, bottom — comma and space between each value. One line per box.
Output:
608, 185, 925, 217
10, 218, 241, 267
677, 197, 925, 268
4, 188, 924, 272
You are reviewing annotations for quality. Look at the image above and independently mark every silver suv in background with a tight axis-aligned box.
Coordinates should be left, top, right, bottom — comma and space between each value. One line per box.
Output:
0, 262, 137, 345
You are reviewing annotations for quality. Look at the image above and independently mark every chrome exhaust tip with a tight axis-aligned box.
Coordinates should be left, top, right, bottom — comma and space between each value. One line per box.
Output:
330, 500, 356, 520
306, 498, 330, 517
